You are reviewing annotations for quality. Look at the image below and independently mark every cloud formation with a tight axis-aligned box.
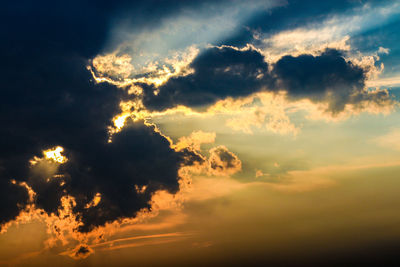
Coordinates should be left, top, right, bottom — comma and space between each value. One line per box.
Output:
208, 146, 242, 176
141, 46, 273, 110
1, 1, 399, 262
0, 0, 205, 236
135, 46, 393, 115
273, 49, 390, 113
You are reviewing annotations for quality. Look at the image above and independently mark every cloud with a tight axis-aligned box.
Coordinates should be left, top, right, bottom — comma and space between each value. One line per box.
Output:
0, 0, 205, 238
86, 1, 398, 132
267, 159, 400, 192
1, 0, 399, 259
256, 1, 400, 60
96, 46, 393, 139
208, 146, 242, 176
89, 46, 200, 89
174, 131, 216, 152
136, 46, 394, 116
74, 245, 93, 259
70, 120, 202, 232
223, 0, 400, 48
0, 180, 29, 229
60, 244, 94, 260
366, 76, 400, 88
273, 49, 392, 113
141, 46, 273, 110
28, 119, 203, 233
378, 47, 390, 55
221, 92, 300, 135
261, 29, 351, 62
1, 0, 130, 229
89, 0, 283, 88
91, 232, 191, 252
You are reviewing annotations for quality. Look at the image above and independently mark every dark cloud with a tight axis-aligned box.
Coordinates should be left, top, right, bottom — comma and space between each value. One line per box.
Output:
274, 49, 369, 113
142, 46, 272, 110
141, 46, 391, 114
76, 246, 91, 257
0, 180, 29, 227
71, 245, 94, 259
0, 0, 204, 232
64, 119, 202, 232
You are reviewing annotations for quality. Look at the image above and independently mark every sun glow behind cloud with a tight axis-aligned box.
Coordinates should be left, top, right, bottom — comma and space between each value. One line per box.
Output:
89, 2, 398, 138
2, 0, 400, 266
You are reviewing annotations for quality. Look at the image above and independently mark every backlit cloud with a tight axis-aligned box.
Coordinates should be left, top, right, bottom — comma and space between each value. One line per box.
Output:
1, 0, 400, 265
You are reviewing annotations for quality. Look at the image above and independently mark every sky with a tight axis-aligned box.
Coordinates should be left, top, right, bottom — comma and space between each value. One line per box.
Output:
1, 0, 400, 266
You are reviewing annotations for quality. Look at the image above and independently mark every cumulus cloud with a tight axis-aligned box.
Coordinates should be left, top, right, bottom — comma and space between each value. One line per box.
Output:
273, 49, 392, 113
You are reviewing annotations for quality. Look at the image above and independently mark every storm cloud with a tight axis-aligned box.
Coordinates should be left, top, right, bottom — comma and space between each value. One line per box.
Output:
0, 0, 204, 232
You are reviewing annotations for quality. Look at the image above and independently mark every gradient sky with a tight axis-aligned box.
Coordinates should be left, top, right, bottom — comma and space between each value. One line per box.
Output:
1, 1, 400, 266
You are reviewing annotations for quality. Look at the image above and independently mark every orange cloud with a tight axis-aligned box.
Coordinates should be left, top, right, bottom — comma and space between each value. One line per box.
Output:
208, 146, 242, 176
174, 131, 216, 151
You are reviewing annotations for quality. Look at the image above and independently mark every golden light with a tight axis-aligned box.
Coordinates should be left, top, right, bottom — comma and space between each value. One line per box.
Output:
114, 113, 130, 131
43, 146, 67, 164
85, 193, 102, 209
